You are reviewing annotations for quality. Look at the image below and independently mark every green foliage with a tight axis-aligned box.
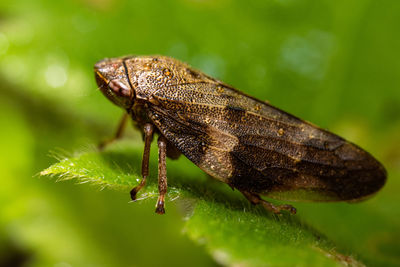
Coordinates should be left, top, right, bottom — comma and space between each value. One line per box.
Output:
40, 141, 373, 266
1, 0, 400, 266
41, 142, 180, 200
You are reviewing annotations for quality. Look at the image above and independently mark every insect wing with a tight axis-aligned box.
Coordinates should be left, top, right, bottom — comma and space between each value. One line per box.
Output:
148, 82, 386, 202
149, 103, 237, 184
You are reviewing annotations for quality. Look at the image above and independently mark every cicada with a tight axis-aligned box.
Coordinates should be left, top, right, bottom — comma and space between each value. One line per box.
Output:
94, 55, 386, 214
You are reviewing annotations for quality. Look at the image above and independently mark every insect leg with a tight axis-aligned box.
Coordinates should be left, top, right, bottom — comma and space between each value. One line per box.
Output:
155, 135, 168, 214
241, 191, 296, 215
98, 112, 129, 150
130, 123, 154, 200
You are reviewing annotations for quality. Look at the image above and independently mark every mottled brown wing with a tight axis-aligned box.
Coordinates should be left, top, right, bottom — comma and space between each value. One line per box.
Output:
148, 103, 238, 184
148, 82, 386, 202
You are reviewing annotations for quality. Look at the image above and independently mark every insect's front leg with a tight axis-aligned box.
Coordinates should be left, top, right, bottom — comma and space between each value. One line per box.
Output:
155, 135, 168, 214
130, 123, 154, 200
241, 191, 296, 215
98, 112, 129, 150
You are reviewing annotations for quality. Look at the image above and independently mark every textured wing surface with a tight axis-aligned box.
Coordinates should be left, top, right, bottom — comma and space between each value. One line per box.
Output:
148, 104, 238, 184
149, 82, 386, 201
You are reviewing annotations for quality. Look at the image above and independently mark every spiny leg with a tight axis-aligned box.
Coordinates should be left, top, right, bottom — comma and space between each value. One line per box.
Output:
241, 190, 296, 215
98, 113, 129, 150
130, 123, 154, 200
155, 135, 168, 214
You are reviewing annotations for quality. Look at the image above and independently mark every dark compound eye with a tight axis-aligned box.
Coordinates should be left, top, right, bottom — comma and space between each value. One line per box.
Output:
109, 79, 131, 98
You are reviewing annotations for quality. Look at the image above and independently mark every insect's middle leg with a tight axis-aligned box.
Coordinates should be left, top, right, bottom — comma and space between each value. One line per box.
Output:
240, 190, 296, 215
155, 135, 167, 214
99, 112, 129, 150
130, 123, 154, 200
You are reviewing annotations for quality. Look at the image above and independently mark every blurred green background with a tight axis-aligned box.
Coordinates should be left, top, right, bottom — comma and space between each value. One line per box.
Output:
0, 0, 399, 266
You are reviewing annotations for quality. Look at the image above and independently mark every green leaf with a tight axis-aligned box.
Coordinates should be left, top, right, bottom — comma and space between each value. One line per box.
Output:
41, 140, 363, 267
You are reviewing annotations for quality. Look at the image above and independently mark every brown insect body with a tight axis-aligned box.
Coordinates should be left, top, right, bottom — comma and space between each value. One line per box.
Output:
94, 55, 386, 214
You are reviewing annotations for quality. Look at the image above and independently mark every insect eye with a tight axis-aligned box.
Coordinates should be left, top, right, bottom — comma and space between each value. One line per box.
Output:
109, 79, 131, 98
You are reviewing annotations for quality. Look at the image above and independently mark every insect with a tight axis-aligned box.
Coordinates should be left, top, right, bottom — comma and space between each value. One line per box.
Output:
94, 55, 387, 215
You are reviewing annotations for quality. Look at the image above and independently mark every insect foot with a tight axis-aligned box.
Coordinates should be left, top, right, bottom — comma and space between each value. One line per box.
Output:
241, 190, 296, 215
155, 197, 165, 214
261, 201, 297, 215
130, 186, 141, 201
